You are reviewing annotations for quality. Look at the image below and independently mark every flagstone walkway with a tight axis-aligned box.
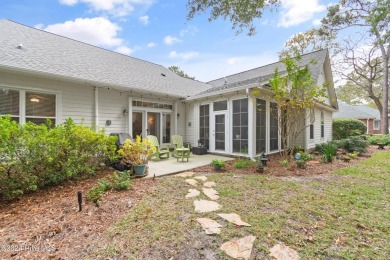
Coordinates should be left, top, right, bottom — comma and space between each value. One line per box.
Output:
177, 171, 300, 260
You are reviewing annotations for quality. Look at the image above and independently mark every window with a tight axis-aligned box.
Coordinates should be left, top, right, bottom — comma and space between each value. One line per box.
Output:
132, 100, 172, 110
270, 102, 279, 151
232, 98, 248, 153
162, 114, 171, 143
256, 99, 266, 154
213, 100, 227, 111
26, 92, 56, 125
199, 104, 210, 149
321, 111, 324, 138
0, 89, 20, 122
310, 109, 315, 140
374, 119, 380, 130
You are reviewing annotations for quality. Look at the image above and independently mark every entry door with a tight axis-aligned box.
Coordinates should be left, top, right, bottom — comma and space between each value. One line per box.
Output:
132, 111, 144, 138
212, 112, 228, 152
147, 112, 161, 140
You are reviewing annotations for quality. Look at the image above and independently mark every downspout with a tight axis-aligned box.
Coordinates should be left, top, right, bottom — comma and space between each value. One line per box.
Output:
94, 86, 99, 132
246, 88, 256, 161
366, 118, 369, 134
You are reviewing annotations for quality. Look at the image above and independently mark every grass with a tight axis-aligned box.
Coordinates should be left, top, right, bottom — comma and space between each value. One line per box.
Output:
233, 158, 255, 169
90, 151, 390, 259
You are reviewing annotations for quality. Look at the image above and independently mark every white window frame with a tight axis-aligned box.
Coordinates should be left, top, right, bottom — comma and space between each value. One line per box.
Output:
0, 85, 61, 125
374, 119, 380, 130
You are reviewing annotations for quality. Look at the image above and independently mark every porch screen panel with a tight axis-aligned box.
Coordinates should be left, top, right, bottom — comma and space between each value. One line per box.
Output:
199, 104, 210, 148
232, 98, 248, 153
26, 92, 56, 125
0, 89, 20, 122
256, 99, 266, 154
270, 102, 279, 151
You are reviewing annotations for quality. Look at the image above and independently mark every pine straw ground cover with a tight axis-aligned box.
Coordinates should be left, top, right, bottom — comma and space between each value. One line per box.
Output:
0, 147, 389, 259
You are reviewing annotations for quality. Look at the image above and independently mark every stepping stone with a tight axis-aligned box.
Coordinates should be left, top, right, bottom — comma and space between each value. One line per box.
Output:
203, 181, 216, 188
177, 172, 195, 177
202, 188, 219, 200
269, 244, 300, 260
217, 213, 251, 227
186, 189, 200, 198
220, 235, 256, 260
196, 218, 223, 235
185, 178, 198, 186
194, 175, 207, 181
194, 200, 222, 213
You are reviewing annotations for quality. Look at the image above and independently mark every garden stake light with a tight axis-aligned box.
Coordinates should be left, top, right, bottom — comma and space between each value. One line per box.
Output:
77, 191, 82, 211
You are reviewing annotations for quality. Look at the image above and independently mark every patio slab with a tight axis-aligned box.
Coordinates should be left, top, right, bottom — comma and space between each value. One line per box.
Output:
146, 153, 233, 178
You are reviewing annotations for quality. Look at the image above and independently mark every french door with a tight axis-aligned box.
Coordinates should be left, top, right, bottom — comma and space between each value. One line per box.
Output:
132, 110, 171, 145
211, 111, 228, 153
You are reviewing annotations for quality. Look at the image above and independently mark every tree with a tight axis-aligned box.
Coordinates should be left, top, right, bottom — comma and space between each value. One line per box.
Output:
252, 55, 326, 160
336, 81, 379, 104
321, 0, 390, 133
280, 29, 339, 59
168, 66, 195, 80
186, 0, 280, 36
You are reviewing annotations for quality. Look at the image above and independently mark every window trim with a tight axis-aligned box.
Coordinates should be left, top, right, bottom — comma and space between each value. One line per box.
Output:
373, 119, 380, 130
0, 85, 61, 125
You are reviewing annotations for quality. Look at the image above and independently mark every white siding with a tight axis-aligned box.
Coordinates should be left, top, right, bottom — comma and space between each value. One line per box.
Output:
98, 88, 128, 134
306, 107, 333, 150
176, 102, 186, 137
185, 102, 196, 146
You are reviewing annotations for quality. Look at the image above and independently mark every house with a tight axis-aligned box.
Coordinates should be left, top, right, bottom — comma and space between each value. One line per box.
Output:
0, 20, 338, 158
334, 102, 388, 134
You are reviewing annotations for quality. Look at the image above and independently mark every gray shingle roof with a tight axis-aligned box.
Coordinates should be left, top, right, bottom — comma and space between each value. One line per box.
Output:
333, 102, 380, 119
0, 20, 212, 98
199, 49, 327, 96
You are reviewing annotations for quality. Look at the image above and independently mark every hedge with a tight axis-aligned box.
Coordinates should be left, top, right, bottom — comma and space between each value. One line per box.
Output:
332, 119, 367, 140
0, 116, 118, 201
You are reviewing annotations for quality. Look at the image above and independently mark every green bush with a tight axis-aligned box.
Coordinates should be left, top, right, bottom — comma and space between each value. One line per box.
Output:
111, 171, 132, 191
341, 136, 369, 154
233, 159, 255, 169
368, 134, 390, 145
315, 141, 337, 163
86, 186, 105, 204
0, 116, 117, 201
333, 119, 367, 140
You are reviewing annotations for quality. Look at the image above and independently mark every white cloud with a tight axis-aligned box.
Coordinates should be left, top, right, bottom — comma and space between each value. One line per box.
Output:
147, 42, 156, 48
169, 51, 199, 60
115, 45, 133, 55
164, 35, 182, 45
58, 0, 154, 17
34, 23, 44, 29
179, 26, 199, 37
139, 15, 149, 25
312, 18, 322, 26
278, 0, 325, 28
43, 17, 123, 47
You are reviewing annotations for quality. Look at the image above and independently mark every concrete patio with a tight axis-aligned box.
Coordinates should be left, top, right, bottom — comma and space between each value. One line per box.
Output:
146, 153, 234, 178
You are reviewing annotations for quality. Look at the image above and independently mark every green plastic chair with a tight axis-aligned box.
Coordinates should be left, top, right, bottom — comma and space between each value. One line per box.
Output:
146, 135, 170, 160
172, 135, 190, 161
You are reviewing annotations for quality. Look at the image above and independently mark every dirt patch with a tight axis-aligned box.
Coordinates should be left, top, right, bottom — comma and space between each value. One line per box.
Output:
0, 170, 156, 260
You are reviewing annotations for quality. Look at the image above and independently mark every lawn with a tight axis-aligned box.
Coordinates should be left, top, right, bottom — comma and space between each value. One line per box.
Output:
90, 151, 390, 259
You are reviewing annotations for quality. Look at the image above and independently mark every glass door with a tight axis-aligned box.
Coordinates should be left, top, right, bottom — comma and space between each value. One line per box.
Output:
132, 111, 144, 138
214, 114, 226, 151
162, 113, 171, 144
147, 112, 161, 140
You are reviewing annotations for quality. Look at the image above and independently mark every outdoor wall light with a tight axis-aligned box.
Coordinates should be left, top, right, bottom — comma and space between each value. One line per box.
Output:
123, 109, 128, 116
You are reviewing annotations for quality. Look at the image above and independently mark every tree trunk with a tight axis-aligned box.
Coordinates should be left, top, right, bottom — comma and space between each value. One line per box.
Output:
380, 50, 389, 134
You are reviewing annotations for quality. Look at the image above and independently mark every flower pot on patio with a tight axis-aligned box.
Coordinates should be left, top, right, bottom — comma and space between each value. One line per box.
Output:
133, 164, 147, 175
213, 165, 222, 171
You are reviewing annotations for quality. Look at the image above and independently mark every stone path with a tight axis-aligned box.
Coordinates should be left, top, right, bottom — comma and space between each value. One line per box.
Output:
179, 171, 299, 260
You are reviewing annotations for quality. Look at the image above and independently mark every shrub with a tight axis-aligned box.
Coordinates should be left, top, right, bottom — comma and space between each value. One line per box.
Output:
280, 160, 289, 167
0, 116, 118, 201
333, 119, 366, 140
86, 186, 105, 204
211, 159, 225, 167
341, 136, 369, 154
296, 159, 307, 169
368, 134, 390, 145
111, 171, 132, 190
315, 141, 337, 163
233, 159, 255, 169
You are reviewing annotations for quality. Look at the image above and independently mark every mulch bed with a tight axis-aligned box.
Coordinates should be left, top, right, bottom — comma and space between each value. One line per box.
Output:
0, 170, 157, 260
192, 145, 381, 177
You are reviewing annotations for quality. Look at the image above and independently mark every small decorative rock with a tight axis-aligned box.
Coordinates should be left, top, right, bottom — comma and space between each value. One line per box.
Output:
220, 235, 256, 260
177, 172, 195, 177
186, 189, 200, 198
194, 175, 208, 181
127, 199, 132, 208
185, 178, 198, 186
203, 181, 216, 188
194, 200, 222, 213
196, 218, 223, 235
202, 188, 219, 200
217, 213, 251, 227
269, 244, 300, 260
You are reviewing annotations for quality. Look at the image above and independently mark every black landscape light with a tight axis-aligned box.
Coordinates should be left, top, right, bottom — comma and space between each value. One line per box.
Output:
77, 191, 82, 212
260, 153, 269, 167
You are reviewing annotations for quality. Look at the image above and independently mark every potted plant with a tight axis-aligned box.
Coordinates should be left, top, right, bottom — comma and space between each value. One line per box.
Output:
211, 159, 225, 171
119, 136, 156, 175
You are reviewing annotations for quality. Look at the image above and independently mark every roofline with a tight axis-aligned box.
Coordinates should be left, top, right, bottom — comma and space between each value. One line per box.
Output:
207, 49, 327, 84
3, 19, 169, 70
0, 64, 186, 99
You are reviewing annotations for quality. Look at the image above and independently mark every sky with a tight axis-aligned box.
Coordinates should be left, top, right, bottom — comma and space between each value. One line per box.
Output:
0, 0, 335, 82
